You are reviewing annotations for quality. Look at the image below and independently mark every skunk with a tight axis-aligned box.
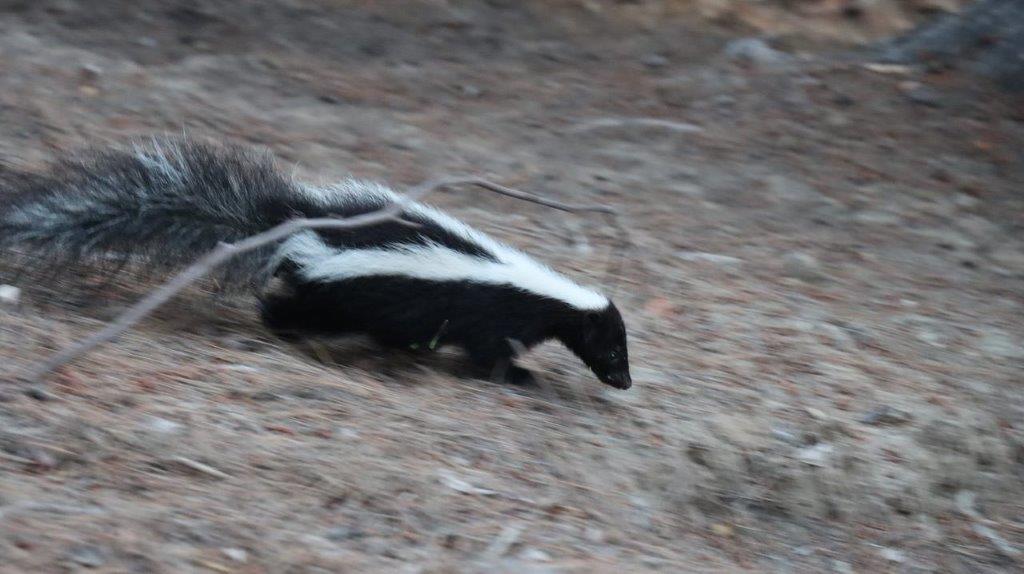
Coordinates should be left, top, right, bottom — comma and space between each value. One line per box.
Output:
0, 139, 631, 388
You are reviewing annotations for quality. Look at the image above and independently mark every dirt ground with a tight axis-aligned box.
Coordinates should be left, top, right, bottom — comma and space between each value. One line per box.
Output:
1, 1, 1022, 572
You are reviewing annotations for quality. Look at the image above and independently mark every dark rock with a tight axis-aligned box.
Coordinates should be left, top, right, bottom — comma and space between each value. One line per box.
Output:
860, 406, 913, 426
903, 84, 943, 107
25, 387, 53, 401
881, 0, 1024, 91
832, 93, 855, 107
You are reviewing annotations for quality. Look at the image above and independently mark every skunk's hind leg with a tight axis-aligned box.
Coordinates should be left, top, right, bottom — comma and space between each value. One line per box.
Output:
258, 294, 306, 342
258, 292, 354, 342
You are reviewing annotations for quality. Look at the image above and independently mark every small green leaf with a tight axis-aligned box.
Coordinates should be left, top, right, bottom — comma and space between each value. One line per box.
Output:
428, 319, 450, 351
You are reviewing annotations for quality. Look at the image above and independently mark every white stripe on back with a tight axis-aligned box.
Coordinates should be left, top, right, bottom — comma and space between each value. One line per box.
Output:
283, 181, 610, 311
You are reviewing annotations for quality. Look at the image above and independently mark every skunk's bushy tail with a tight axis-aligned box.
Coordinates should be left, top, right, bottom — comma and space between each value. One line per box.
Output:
0, 138, 306, 287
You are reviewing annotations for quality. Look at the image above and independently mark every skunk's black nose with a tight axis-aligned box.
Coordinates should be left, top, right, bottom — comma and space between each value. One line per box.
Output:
603, 371, 632, 390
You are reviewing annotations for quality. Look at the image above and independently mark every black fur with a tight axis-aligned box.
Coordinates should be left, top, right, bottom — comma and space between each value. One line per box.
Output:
318, 209, 497, 261
261, 271, 630, 388
0, 138, 632, 388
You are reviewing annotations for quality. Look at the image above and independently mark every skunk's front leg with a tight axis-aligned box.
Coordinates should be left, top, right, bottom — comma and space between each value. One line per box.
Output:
465, 338, 537, 386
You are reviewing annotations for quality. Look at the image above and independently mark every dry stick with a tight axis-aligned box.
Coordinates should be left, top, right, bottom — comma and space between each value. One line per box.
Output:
24, 214, 406, 383
24, 177, 430, 383
452, 177, 618, 215
602, 211, 632, 299
462, 178, 628, 296
24, 177, 616, 383
452, 178, 628, 298
567, 117, 705, 134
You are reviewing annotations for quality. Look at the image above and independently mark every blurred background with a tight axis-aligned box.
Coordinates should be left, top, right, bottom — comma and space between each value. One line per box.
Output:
0, 1, 1022, 572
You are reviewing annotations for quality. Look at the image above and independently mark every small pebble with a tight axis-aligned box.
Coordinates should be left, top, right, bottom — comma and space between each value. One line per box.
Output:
711, 523, 733, 537
141, 416, 184, 435
336, 427, 360, 439
900, 81, 942, 107
723, 38, 790, 68
977, 330, 1024, 359
68, 545, 105, 568
782, 252, 827, 282
878, 547, 905, 563
825, 111, 850, 127
325, 526, 363, 542
221, 548, 248, 563
794, 545, 815, 556
219, 336, 259, 351
796, 443, 833, 467
0, 284, 20, 305
640, 53, 669, 68
831, 560, 854, 574
584, 526, 605, 543
805, 407, 828, 420
520, 548, 551, 562
78, 63, 102, 82
771, 426, 802, 445
989, 244, 1024, 275
459, 84, 482, 98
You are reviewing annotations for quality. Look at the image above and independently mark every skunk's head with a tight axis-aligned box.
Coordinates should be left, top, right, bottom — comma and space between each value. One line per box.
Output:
565, 302, 631, 389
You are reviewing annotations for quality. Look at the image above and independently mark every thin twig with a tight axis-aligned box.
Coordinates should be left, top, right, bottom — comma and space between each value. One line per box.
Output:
23, 178, 435, 383
170, 456, 232, 480
23, 177, 618, 383
451, 177, 628, 298
24, 217, 402, 382
567, 117, 705, 135
445, 176, 618, 215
